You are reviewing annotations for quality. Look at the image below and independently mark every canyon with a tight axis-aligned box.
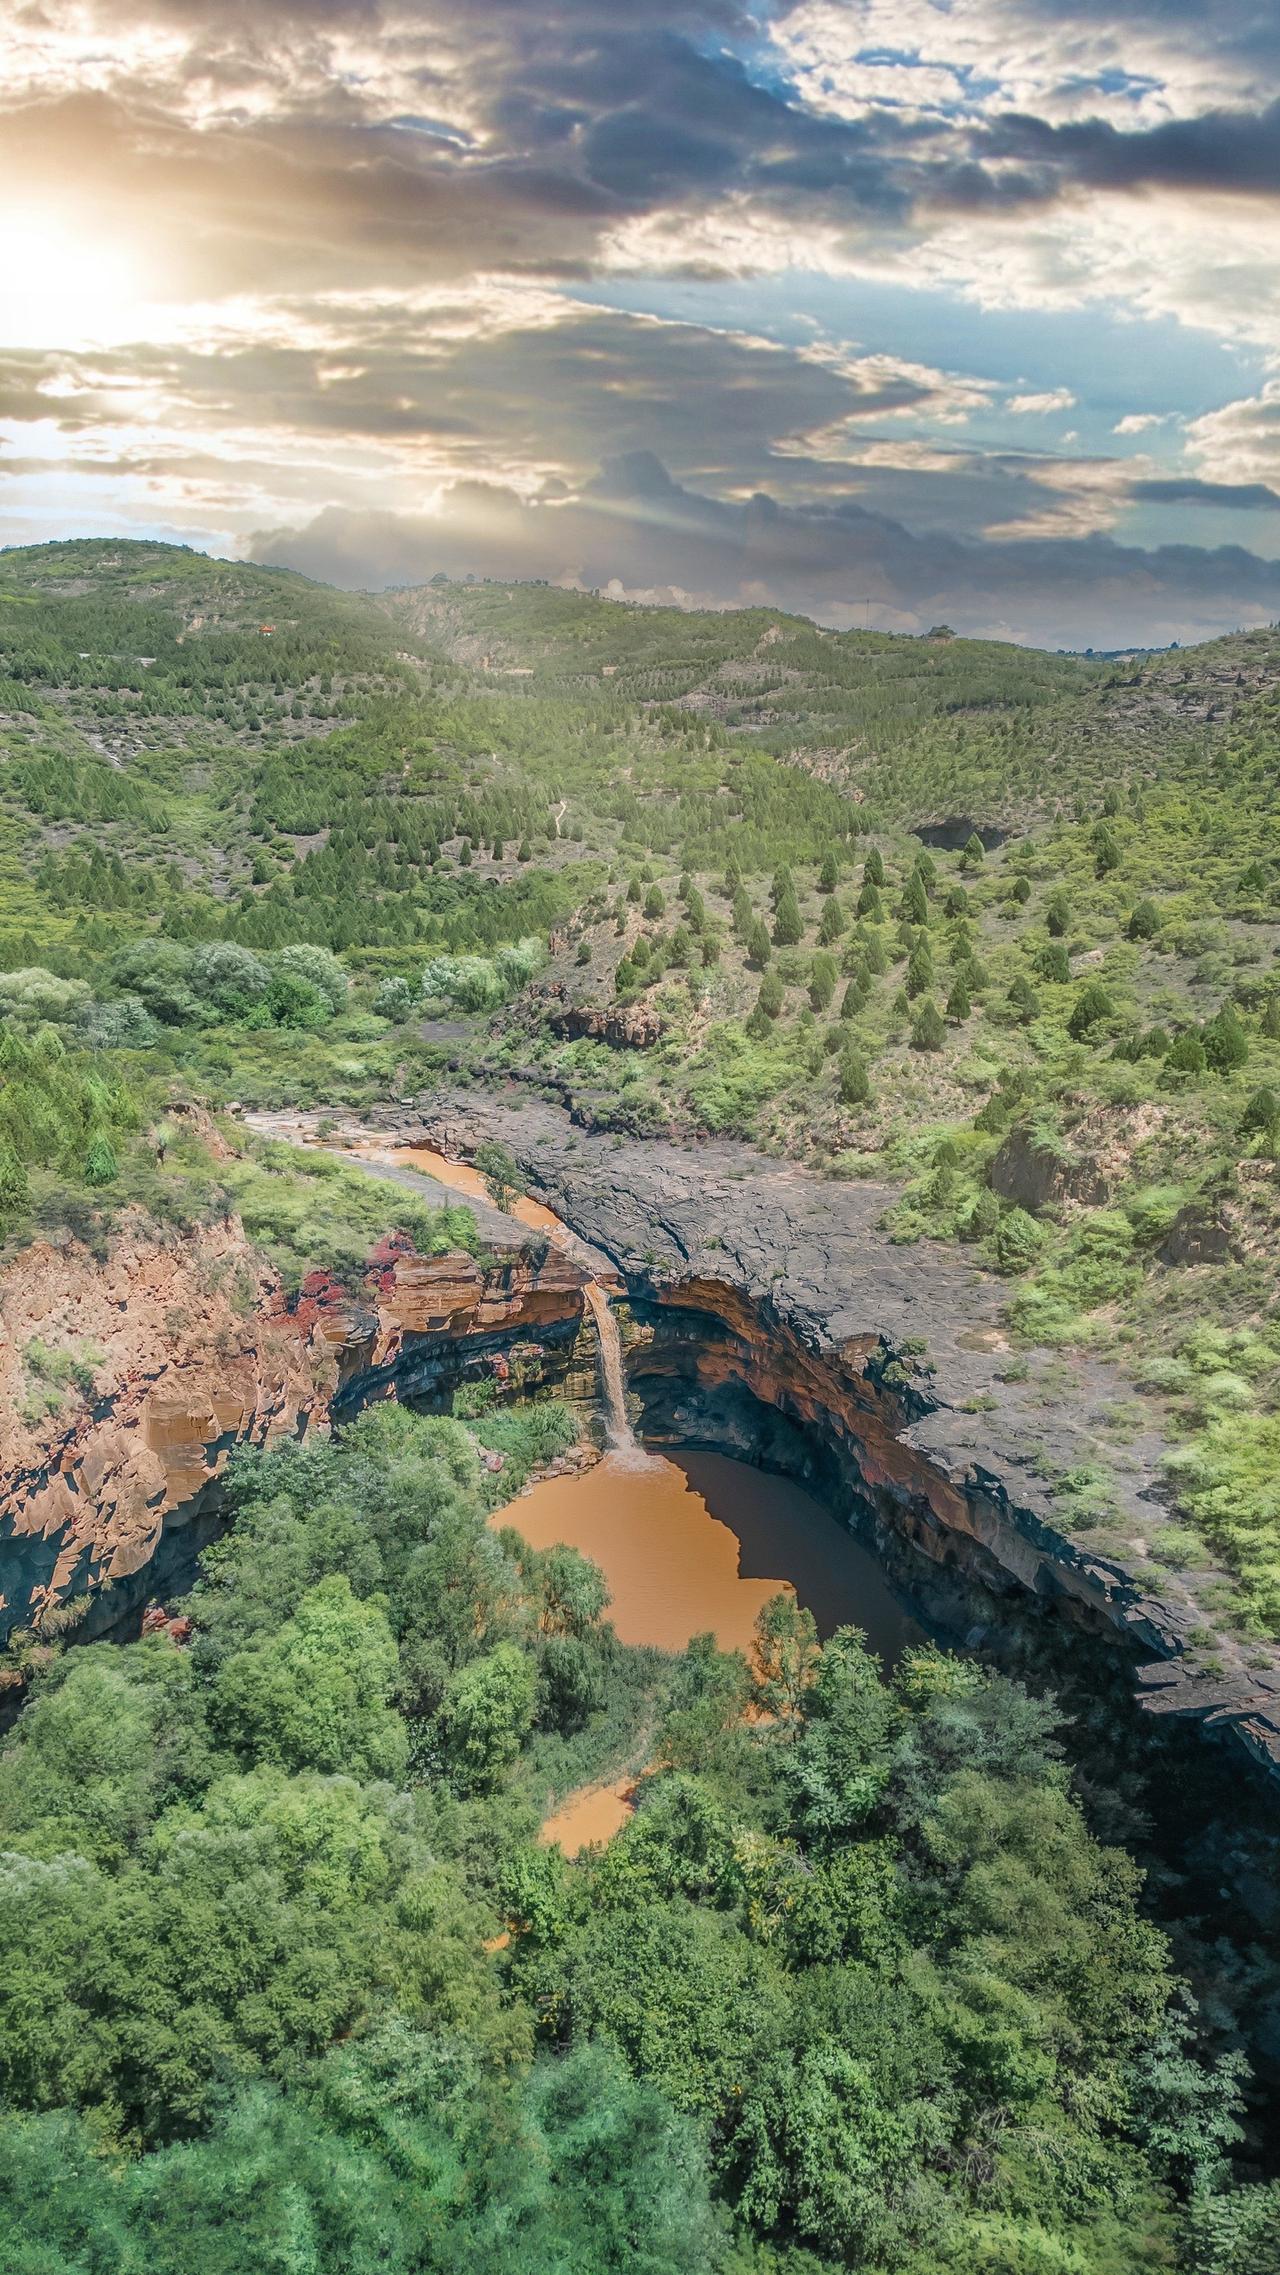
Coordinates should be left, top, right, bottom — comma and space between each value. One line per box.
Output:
6, 1090, 1279, 1810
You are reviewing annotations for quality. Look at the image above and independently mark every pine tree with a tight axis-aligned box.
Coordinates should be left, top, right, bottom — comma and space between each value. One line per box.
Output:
1068, 981, 1115, 1040
1034, 941, 1071, 984
1127, 898, 1161, 941
818, 851, 839, 893
911, 998, 945, 1051
961, 832, 985, 869
1093, 820, 1121, 875
756, 970, 785, 1021
745, 920, 772, 969
773, 888, 803, 947
838, 1045, 871, 1104
817, 898, 845, 946
1166, 1031, 1207, 1074
1007, 975, 1040, 1024
945, 976, 971, 1022
900, 872, 929, 926
905, 942, 935, 999
864, 847, 886, 888
809, 952, 837, 1012
1046, 889, 1071, 938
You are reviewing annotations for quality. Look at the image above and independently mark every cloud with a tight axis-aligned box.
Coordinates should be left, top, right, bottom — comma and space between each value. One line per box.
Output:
1184, 382, 1280, 490
4, 0, 1279, 639
1007, 389, 1077, 414
1128, 476, 1280, 511
249, 449, 1280, 651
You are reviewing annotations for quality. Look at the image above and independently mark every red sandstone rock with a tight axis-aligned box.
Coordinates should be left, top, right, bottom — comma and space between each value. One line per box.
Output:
0, 1208, 590, 1642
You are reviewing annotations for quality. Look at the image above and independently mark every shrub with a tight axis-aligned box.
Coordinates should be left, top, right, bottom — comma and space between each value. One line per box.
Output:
1240, 1087, 1279, 1141
1165, 1032, 1207, 1075
1128, 899, 1161, 942
271, 945, 348, 1013
1068, 981, 1115, 1041
78, 996, 160, 1049
191, 944, 272, 1015
994, 1206, 1049, 1274
0, 968, 91, 1027
1202, 1002, 1249, 1074
83, 1134, 119, 1186
373, 976, 416, 1022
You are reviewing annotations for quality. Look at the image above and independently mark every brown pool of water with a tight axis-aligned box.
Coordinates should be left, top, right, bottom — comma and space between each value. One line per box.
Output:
494, 1447, 923, 1663
539, 1776, 637, 1855
500, 1449, 792, 1654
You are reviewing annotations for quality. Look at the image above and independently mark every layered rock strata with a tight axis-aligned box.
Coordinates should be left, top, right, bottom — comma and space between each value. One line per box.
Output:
365, 1088, 1280, 1790
0, 1207, 590, 1658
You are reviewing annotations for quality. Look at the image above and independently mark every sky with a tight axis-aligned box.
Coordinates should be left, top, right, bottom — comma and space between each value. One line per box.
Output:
3, 0, 1280, 647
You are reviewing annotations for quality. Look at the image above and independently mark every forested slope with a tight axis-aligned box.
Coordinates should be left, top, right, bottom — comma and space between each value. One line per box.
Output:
2, 541, 1278, 1637
3, 539, 1280, 2271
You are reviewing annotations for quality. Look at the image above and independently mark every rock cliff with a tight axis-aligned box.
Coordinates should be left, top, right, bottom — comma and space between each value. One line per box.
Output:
367, 1088, 1280, 1791
0, 1205, 590, 1659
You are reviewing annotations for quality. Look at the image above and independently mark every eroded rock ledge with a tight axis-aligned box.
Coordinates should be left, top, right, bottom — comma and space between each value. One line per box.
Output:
373, 1088, 1280, 1791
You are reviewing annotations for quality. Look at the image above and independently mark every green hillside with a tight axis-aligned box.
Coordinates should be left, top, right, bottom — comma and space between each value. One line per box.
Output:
1, 539, 1279, 1636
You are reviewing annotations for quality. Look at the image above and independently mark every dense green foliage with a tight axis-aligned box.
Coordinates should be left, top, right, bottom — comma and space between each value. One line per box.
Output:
1, 1406, 1268, 2273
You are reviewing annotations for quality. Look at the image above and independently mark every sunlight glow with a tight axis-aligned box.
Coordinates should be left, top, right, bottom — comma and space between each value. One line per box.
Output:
0, 213, 146, 349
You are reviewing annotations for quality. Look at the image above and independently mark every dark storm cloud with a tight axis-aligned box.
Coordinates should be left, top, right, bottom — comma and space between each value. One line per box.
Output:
1130, 477, 1280, 511
970, 101, 1280, 210
250, 450, 1280, 651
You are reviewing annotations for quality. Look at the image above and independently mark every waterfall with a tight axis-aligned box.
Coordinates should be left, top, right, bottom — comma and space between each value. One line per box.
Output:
583, 1280, 643, 1458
